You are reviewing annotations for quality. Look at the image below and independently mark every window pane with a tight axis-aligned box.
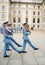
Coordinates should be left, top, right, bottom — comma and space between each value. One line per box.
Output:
26, 18, 28, 23
33, 25, 35, 28
33, 18, 35, 23
44, 3, 45, 5
14, 24, 15, 27
33, 5, 35, 8
33, 11, 35, 15
18, 18, 21, 23
2, 6, 5, 11
37, 18, 40, 23
13, 4, 15, 7
14, 10, 15, 14
18, 10, 20, 14
38, 6, 40, 9
38, 12, 40, 15
37, 25, 39, 28
13, 18, 16, 23
26, 4, 28, 8
19, 4, 20, 7
26, 11, 28, 15
2, 13, 5, 21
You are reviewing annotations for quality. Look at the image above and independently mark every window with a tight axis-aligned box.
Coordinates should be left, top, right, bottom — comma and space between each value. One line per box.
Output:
44, 9, 45, 13
37, 18, 40, 23
42, 17, 45, 23
44, 3, 45, 5
26, 18, 28, 23
33, 18, 35, 23
18, 24, 20, 27
26, 11, 28, 15
14, 24, 15, 27
33, 5, 35, 8
18, 18, 21, 23
26, 4, 28, 8
14, 4, 15, 7
37, 25, 39, 28
13, 18, 16, 23
14, 10, 15, 14
2, 6, 5, 11
18, 10, 20, 14
19, 4, 20, 8
33, 11, 35, 15
38, 6, 40, 9
2, 13, 5, 21
38, 12, 40, 15
33, 25, 35, 28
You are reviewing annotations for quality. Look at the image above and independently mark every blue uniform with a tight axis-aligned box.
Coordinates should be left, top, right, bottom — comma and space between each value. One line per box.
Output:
22, 27, 37, 51
5, 27, 21, 47
3, 27, 21, 56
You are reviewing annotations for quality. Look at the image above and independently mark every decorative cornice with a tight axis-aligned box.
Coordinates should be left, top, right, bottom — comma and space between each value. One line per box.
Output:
11, 0, 43, 3
10, 0, 45, 5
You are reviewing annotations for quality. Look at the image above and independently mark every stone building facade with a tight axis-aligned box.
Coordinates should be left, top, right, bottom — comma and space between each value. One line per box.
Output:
0, 0, 45, 30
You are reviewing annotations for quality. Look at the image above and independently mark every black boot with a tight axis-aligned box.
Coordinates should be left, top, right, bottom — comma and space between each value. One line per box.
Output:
18, 51, 27, 53
4, 55, 10, 58
18, 45, 22, 47
7, 49, 11, 51
34, 48, 39, 50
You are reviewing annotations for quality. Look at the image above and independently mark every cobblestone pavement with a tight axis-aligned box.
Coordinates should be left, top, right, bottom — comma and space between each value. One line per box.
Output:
0, 30, 45, 65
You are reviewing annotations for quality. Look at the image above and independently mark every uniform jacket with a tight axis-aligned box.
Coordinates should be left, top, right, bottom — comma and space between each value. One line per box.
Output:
22, 27, 31, 40
3, 27, 13, 43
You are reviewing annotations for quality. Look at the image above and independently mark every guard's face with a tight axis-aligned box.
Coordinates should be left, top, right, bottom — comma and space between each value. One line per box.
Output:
5, 24, 8, 28
24, 24, 27, 28
24, 24, 29, 31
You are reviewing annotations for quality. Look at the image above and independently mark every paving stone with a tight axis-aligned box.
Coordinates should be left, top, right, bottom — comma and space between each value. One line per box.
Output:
10, 50, 22, 59
8, 59, 22, 65
32, 50, 45, 57
36, 57, 45, 65
0, 30, 45, 65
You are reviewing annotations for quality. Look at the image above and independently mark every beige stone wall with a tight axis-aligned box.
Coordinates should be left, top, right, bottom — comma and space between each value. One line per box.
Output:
0, 0, 45, 30
0, 0, 10, 26
10, 3, 43, 29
